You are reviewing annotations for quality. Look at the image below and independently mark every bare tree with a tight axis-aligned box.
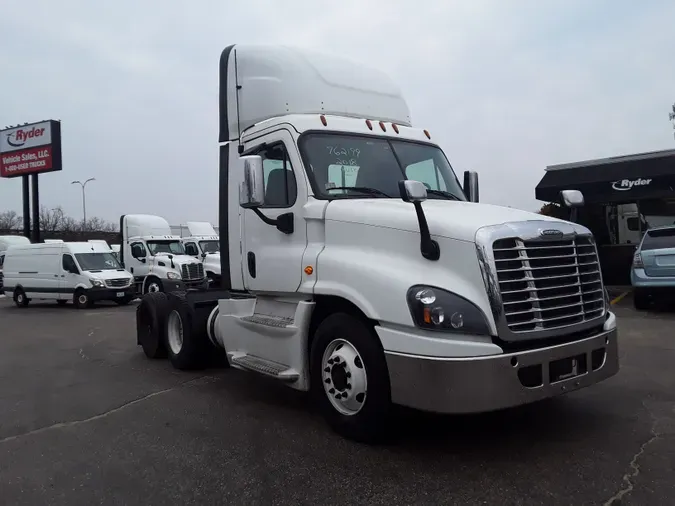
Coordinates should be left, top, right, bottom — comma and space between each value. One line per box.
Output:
0, 210, 22, 230
39, 206, 67, 233
80, 216, 117, 232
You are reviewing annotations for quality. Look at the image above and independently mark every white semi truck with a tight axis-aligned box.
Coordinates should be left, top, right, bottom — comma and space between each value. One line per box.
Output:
118, 214, 207, 294
140, 45, 619, 443
178, 221, 222, 285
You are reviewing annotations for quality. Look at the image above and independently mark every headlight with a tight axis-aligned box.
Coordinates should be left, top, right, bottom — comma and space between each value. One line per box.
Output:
406, 285, 492, 336
90, 278, 105, 288
167, 271, 181, 280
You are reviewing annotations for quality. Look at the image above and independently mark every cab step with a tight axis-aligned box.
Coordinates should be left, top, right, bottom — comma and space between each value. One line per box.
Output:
240, 314, 294, 328
228, 353, 299, 382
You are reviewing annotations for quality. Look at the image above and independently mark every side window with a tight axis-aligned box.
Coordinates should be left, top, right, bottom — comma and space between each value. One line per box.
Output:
131, 242, 147, 258
405, 159, 447, 191
256, 143, 297, 208
62, 254, 79, 274
184, 242, 199, 256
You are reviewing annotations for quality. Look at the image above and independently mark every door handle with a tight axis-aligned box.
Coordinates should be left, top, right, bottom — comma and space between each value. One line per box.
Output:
247, 252, 256, 278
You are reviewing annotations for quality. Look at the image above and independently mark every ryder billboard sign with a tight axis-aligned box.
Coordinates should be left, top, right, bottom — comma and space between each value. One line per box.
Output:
0, 120, 62, 178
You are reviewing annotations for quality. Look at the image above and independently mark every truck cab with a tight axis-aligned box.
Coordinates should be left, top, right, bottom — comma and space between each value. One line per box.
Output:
118, 214, 207, 294
159, 45, 619, 442
178, 221, 221, 285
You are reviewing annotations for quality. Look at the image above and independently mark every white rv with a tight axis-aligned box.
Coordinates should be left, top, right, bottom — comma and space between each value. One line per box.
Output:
179, 221, 221, 284
118, 214, 207, 294
2, 241, 135, 308
151, 45, 619, 442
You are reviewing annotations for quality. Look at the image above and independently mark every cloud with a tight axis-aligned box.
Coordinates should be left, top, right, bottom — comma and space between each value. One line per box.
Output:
0, 0, 673, 225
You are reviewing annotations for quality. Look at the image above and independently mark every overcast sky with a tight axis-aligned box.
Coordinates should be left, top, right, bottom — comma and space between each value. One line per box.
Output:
1, 0, 673, 226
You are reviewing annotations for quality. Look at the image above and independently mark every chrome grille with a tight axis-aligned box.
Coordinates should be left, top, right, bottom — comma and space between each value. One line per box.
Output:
106, 278, 131, 288
493, 235, 604, 333
181, 263, 204, 281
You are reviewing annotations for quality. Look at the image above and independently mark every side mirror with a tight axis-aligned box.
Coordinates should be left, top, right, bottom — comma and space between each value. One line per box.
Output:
201, 252, 207, 259
560, 189, 584, 208
463, 170, 479, 203
560, 190, 584, 223
240, 155, 265, 209
398, 180, 428, 203
398, 180, 439, 261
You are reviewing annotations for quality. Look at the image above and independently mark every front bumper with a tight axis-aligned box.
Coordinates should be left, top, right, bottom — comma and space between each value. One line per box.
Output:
384, 314, 619, 414
88, 286, 136, 301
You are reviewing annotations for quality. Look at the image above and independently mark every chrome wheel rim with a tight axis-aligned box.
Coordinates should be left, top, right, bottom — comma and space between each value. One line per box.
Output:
167, 310, 184, 355
321, 338, 367, 416
147, 282, 160, 293
78, 294, 88, 305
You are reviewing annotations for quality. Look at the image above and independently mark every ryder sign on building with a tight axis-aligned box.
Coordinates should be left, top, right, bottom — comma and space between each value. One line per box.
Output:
0, 120, 62, 178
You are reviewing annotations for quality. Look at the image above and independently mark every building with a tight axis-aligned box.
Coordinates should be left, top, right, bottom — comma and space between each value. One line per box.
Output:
536, 148, 675, 284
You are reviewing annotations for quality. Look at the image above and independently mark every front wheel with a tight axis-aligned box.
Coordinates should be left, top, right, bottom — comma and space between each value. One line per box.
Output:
73, 289, 92, 309
144, 277, 163, 295
310, 312, 393, 444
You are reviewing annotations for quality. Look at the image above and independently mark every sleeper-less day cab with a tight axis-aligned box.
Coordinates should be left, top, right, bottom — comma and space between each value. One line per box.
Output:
179, 221, 222, 284
118, 214, 208, 294
3, 241, 135, 308
165, 45, 619, 442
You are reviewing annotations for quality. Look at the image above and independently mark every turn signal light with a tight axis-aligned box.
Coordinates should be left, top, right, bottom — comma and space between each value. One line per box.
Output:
304, 265, 314, 275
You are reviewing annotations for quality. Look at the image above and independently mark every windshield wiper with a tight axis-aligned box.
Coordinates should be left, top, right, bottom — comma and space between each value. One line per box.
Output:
327, 186, 391, 198
426, 189, 462, 201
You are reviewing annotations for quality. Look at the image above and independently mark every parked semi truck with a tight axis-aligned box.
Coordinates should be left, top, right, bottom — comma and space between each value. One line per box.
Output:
137, 44, 619, 443
178, 221, 221, 285
118, 214, 207, 294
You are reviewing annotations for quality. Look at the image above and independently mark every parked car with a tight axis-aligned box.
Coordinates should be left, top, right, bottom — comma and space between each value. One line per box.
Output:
630, 225, 675, 309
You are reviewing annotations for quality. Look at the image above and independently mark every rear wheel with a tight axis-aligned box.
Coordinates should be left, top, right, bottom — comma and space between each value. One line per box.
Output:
164, 292, 208, 370
633, 289, 651, 310
136, 292, 169, 359
310, 312, 393, 444
13, 288, 29, 308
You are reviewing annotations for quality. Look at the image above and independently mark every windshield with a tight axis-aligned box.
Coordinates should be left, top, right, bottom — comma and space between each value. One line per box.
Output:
147, 240, 185, 256
299, 133, 466, 200
199, 240, 220, 254
74, 253, 122, 271
641, 228, 675, 251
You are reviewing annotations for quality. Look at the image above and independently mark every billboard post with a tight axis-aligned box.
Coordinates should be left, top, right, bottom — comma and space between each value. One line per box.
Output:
1, 120, 62, 241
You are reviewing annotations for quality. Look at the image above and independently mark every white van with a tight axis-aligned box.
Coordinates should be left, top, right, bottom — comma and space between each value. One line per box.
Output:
2, 241, 136, 308
0, 235, 31, 293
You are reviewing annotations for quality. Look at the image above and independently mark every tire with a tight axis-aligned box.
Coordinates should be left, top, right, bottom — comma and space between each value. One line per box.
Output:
310, 312, 393, 444
136, 292, 170, 359
13, 288, 29, 308
164, 291, 208, 370
57, 300, 68, 306
73, 289, 92, 309
144, 277, 163, 295
633, 290, 650, 310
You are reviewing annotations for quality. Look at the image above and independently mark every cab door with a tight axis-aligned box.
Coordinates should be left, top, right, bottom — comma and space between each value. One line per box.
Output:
241, 128, 308, 294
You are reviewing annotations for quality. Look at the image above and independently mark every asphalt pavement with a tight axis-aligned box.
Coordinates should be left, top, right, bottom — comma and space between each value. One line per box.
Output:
0, 295, 673, 505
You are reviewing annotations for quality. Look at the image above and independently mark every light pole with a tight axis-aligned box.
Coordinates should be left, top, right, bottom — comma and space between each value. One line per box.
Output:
71, 178, 96, 229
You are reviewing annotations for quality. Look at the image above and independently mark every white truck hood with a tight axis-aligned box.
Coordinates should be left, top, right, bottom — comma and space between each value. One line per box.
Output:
153, 254, 200, 267
324, 199, 568, 243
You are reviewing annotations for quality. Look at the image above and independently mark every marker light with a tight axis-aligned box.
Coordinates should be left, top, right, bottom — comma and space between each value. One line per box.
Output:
392, 123, 399, 134
379, 121, 386, 132
365, 119, 373, 130
320, 115, 327, 126
424, 129, 431, 139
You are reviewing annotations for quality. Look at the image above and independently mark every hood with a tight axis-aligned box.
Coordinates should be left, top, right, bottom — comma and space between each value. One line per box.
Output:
152, 254, 200, 267
324, 199, 568, 243
84, 269, 133, 280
